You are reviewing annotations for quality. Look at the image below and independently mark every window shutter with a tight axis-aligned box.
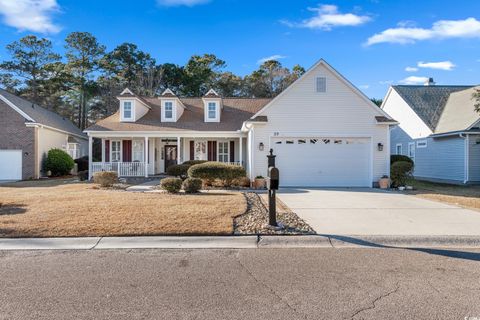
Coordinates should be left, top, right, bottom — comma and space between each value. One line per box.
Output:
190, 141, 194, 160
105, 140, 110, 162
122, 140, 132, 162
230, 141, 235, 163
207, 141, 217, 161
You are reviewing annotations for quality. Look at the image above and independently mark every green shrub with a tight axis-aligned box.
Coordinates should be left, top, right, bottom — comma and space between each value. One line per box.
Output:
166, 164, 190, 179
160, 177, 182, 193
390, 161, 414, 187
44, 148, 74, 176
182, 177, 203, 193
391, 155, 414, 166
188, 162, 246, 187
183, 160, 208, 166
93, 171, 118, 187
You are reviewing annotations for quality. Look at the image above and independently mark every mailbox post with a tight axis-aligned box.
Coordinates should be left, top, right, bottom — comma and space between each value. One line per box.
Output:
267, 149, 280, 227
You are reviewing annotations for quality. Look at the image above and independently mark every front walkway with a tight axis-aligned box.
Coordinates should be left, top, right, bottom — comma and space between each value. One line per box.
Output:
277, 188, 480, 236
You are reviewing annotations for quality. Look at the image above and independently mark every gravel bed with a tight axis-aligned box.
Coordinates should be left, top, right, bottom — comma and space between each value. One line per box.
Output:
234, 192, 316, 235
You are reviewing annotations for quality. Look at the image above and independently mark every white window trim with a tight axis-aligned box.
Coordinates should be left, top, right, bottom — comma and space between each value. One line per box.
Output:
315, 76, 326, 93
162, 100, 176, 122
111, 140, 122, 162
120, 100, 135, 122
416, 140, 427, 148
205, 101, 219, 122
408, 142, 415, 161
396, 143, 402, 155
217, 141, 230, 162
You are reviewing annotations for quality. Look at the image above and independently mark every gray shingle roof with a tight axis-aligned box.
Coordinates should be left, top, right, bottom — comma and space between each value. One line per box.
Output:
0, 88, 85, 137
392, 85, 474, 131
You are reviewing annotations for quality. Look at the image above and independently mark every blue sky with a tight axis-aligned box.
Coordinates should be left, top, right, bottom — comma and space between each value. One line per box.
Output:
0, 0, 479, 98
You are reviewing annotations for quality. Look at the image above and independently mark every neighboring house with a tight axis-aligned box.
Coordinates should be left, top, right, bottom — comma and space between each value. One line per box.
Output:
85, 59, 396, 187
382, 82, 480, 184
0, 89, 88, 180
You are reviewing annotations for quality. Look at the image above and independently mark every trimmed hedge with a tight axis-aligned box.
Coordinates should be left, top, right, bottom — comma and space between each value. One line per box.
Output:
183, 160, 208, 166
93, 171, 118, 187
188, 162, 246, 186
160, 177, 182, 193
166, 164, 190, 179
44, 148, 74, 176
391, 155, 414, 166
74, 156, 89, 172
182, 177, 202, 193
391, 161, 414, 187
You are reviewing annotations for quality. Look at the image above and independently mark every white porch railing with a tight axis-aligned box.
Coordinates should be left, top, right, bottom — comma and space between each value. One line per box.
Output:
91, 162, 146, 177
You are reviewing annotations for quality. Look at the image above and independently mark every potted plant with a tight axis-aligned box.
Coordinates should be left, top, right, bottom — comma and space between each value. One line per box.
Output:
378, 175, 390, 189
254, 175, 266, 189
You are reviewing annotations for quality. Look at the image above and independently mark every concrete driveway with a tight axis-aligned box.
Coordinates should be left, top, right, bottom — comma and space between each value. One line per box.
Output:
278, 188, 480, 236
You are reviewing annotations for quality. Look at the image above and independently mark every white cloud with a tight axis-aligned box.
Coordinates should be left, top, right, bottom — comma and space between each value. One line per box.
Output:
405, 66, 418, 72
358, 84, 369, 89
366, 17, 480, 45
257, 54, 287, 64
399, 76, 429, 85
282, 4, 371, 31
417, 61, 455, 71
157, 0, 210, 6
0, 0, 61, 33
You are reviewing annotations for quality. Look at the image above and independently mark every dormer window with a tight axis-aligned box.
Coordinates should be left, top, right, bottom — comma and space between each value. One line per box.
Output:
121, 100, 134, 121
165, 101, 173, 119
208, 102, 217, 119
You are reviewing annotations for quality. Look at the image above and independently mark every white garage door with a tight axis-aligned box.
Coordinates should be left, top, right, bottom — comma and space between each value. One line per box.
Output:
0, 150, 22, 180
272, 137, 371, 187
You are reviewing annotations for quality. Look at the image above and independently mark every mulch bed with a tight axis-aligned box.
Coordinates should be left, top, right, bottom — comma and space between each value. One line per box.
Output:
234, 192, 316, 235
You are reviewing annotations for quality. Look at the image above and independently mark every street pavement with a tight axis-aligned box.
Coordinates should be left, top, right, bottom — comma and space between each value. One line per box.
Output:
0, 247, 479, 319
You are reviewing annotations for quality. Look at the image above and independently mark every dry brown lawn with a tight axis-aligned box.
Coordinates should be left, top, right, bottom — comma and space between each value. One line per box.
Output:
0, 180, 246, 237
408, 180, 480, 211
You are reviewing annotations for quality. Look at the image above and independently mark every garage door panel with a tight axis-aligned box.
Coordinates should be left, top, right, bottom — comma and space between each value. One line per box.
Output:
0, 150, 22, 180
272, 138, 371, 187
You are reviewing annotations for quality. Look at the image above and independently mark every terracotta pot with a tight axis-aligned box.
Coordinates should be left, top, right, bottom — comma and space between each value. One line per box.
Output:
254, 178, 266, 189
378, 178, 390, 189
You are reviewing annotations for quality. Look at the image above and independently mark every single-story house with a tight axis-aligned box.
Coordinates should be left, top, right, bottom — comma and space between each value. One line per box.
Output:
382, 81, 480, 184
85, 59, 396, 187
0, 88, 88, 180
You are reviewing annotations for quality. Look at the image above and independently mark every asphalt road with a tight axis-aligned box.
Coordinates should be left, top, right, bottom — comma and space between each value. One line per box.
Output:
0, 247, 479, 320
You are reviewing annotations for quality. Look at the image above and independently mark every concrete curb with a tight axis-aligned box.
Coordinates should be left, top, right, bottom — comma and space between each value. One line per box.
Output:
0, 235, 479, 250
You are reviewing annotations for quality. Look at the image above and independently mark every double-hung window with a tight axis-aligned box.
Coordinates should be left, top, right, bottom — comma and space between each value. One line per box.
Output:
218, 141, 229, 162
208, 102, 217, 119
132, 140, 144, 162
123, 101, 133, 120
164, 101, 173, 119
396, 144, 402, 155
408, 142, 415, 161
111, 141, 121, 162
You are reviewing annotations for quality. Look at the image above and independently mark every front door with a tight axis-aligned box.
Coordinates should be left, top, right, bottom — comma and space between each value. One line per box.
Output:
164, 145, 178, 172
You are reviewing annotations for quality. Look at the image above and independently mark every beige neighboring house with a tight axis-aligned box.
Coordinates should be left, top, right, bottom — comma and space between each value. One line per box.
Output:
86, 59, 396, 187
0, 88, 88, 180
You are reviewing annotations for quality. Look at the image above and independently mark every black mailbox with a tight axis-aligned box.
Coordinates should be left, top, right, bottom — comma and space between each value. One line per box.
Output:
268, 167, 279, 190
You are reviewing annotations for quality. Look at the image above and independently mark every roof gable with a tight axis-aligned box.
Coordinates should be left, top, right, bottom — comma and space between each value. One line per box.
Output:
392, 85, 474, 131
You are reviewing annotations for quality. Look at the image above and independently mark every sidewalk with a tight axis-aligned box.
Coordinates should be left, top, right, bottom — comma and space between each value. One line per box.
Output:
1, 234, 479, 250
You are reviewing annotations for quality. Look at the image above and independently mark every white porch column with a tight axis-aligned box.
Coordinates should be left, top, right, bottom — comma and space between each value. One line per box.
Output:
101, 138, 105, 162
144, 136, 148, 177
88, 136, 93, 180
177, 137, 181, 164
239, 136, 243, 166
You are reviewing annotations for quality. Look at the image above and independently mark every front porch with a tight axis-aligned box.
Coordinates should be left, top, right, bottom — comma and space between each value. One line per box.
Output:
88, 134, 247, 179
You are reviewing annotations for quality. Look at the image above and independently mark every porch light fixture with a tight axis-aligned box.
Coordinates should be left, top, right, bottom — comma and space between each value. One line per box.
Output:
377, 143, 384, 151
259, 142, 265, 151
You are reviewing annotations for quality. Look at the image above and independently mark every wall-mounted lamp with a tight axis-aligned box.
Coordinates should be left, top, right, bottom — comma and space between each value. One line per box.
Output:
259, 142, 265, 151
377, 143, 384, 151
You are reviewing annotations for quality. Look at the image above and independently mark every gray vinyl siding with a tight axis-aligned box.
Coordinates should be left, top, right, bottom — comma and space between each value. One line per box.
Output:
468, 135, 480, 182
390, 126, 466, 183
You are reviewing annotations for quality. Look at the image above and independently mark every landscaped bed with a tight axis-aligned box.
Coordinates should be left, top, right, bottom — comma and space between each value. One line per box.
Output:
0, 179, 246, 237
407, 180, 480, 211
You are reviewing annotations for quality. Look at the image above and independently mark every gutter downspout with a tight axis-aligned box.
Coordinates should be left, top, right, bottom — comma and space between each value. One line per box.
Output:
460, 133, 469, 184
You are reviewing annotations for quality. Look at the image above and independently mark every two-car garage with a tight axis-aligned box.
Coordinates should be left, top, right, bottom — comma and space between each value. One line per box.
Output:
271, 137, 372, 187
0, 150, 22, 181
